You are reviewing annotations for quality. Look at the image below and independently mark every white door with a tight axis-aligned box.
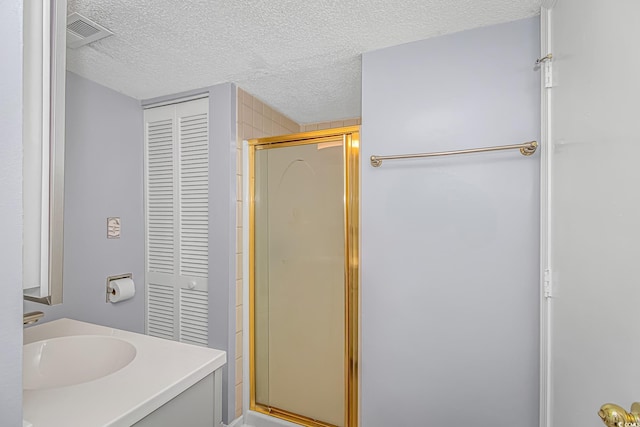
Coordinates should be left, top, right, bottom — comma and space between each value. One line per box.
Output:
545, 1, 640, 425
144, 97, 210, 346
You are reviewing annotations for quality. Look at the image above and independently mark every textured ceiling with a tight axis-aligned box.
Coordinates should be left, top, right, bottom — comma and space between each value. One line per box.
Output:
66, 0, 542, 124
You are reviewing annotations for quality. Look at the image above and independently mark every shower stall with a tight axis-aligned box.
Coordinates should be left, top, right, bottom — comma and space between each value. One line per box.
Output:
246, 127, 359, 427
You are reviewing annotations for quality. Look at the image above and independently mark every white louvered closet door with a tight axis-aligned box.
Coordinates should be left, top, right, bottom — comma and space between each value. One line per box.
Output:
144, 97, 209, 346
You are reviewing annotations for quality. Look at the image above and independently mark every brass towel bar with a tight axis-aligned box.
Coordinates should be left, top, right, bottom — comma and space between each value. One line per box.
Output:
369, 141, 538, 167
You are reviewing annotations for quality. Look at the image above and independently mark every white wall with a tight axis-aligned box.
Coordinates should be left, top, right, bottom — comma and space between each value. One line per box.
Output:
549, 1, 640, 425
361, 18, 540, 426
0, 0, 24, 424
25, 72, 145, 333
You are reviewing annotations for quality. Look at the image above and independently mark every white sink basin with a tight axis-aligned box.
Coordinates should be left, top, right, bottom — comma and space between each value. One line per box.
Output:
23, 319, 226, 426
23, 335, 136, 390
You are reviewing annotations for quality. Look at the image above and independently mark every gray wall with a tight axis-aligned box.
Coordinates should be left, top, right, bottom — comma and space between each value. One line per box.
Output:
27, 77, 237, 422
25, 71, 145, 333
360, 18, 540, 426
208, 83, 238, 424
0, 0, 24, 424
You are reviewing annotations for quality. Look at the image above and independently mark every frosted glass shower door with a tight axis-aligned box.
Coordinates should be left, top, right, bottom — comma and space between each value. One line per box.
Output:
250, 130, 358, 427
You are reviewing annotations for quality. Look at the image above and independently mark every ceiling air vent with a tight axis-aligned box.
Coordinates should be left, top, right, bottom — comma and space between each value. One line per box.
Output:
66, 13, 113, 49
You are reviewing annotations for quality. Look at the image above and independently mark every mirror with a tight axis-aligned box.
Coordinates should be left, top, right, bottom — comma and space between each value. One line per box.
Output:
22, 0, 67, 305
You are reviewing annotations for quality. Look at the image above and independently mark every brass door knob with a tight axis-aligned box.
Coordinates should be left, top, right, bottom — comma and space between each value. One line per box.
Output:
599, 403, 640, 427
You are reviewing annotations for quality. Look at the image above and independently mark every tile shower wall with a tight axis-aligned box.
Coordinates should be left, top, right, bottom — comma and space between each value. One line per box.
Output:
235, 88, 301, 418
235, 88, 361, 419
302, 118, 361, 132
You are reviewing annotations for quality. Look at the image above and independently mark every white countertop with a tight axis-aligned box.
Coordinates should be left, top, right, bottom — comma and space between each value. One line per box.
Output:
23, 318, 226, 427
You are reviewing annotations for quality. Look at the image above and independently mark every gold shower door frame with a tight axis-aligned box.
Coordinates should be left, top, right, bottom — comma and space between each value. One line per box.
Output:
248, 127, 360, 427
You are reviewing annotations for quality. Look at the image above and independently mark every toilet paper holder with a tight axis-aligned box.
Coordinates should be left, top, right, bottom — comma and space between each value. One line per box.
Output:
106, 273, 133, 303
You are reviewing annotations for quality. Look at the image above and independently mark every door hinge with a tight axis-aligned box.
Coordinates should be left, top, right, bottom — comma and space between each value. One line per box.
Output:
543, 268, 553, 298
536, 53, 554, 88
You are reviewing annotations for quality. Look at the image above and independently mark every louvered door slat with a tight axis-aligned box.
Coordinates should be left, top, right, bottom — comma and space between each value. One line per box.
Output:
179, 109, 208, 279
179, 288, 208, 346
146, 117, 174, 275
145, 98, 209, 344
147, 283, 175, 340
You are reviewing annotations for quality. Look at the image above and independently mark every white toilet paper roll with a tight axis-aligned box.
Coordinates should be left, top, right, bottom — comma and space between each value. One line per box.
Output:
109, 278, 135, 303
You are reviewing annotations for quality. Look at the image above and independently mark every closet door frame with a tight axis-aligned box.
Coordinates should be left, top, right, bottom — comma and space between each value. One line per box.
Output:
143, 96, 210, 345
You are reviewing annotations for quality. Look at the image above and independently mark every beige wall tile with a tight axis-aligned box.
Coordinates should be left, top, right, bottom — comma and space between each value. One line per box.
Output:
242, 89, 252, 105
288, 118, 301, 132
236, 175, 242, 201
236, 251, 242, 280
235, 384, 242, 418
242, 91, 252, 107
236, 149, 242, 175
253, 110, 263, 130
303, 118, 362, 130
237, 88, 245, 107
236, 200, 242, 227
236, 227, 242, 254
253, 97, 264, 114
242, 105, 252, 126
236, 305, 242, 332
236, 279, 243, 307
263, 105, 273, 120
235, 357, 243, 385
242, 123, 253, 140
235, 331, 242, 356
263, 118, 273, 136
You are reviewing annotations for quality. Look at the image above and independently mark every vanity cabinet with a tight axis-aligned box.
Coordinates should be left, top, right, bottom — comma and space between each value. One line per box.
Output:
23, 319, 226, 427
133, 371, 222, 427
